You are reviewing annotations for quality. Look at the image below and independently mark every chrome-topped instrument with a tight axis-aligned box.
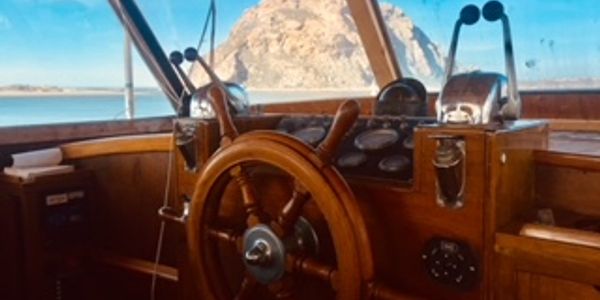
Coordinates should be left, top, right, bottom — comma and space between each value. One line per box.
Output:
436, 1, 522, 124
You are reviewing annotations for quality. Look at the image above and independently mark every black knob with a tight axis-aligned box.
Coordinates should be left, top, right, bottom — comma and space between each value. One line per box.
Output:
169, 51, 184, 65
459, 4, 480, 25
482, 1, 504, 22
184, 47, 199, 62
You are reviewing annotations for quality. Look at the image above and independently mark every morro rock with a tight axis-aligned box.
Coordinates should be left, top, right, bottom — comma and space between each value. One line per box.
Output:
190, 0, 444, 90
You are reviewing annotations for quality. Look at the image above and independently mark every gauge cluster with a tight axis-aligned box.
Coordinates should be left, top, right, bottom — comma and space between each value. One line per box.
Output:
276, 115, 433, 184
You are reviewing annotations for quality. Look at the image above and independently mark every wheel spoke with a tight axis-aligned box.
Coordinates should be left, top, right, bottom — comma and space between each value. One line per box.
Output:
207, 228, 243, 253
286, 254, 338, 290
272, 182, 310, 237
234, 275, 258, 300
230, 165, 265, 227
268, 274, 295, 299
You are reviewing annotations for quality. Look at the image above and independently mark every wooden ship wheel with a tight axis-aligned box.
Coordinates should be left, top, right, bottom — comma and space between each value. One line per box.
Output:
186, 86, 378, 299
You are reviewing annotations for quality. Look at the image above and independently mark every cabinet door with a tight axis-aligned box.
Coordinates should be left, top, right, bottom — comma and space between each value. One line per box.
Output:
517, 272, 600, 300
0, 195, 22, 300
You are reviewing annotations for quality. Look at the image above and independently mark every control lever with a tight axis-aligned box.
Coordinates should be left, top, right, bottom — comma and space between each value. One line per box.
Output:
158, 195, 191, 224
482, 0, 521, 119
443, 4, 480, 86
168, 50, 197, 95
183, 47, 250, 115
431, 136, 466, 208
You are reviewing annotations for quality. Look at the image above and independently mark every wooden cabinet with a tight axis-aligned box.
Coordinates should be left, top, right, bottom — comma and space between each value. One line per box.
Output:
516, 272, 600, 300
0, 170, 94, 300
495, 233, 600, 300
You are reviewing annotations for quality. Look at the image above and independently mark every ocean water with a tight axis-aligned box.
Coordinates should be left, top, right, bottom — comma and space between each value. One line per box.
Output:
0, 90, 374, 127
0, 93, 174, 127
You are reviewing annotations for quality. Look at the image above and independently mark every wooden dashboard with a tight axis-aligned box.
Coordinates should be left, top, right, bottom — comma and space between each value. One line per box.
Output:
173, 114, 548, 299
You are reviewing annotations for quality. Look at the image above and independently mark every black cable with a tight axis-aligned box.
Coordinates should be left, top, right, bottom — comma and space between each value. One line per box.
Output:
195, 0, 215, 53
209, 0, 216, 67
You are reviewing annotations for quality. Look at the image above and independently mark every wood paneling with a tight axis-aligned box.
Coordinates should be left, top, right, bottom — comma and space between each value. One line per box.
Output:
73, 152, 183, 300
516, 272, 600, 300
260, 91, 600, 120
519, 223, 600, 250
521, 91, 600, 120
0, 117, 172, 146
496, 233, 600, 287
535, 165, 600, 217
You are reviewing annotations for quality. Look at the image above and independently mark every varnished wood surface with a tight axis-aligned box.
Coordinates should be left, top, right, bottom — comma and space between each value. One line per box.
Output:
61, 133, 172, 159
495, 233, 600, 287
261, 91, 600, 121
0, 117, 172, 146
535, 165, 600, 217
91, 250, 179, 282
519, 223, 600, 250
547, 119, 600, 132
548, 131, 600, 156
535, 150, 600, 172
516, 272, 600, 300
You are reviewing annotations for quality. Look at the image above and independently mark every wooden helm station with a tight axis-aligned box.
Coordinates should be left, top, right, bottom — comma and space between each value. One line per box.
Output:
1, 0, 600, 300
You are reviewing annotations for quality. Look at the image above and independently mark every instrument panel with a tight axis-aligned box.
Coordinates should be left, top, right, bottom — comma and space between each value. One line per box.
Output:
276, 115, 433, 184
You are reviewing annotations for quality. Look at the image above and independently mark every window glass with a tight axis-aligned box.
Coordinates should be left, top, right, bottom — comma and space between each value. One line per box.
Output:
0, 0, 172, 127
139, 0, 377, 104
378, 0, 600, 91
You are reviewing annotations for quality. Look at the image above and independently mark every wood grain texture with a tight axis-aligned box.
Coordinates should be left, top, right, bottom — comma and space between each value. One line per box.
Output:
0, 117, 172, 146
61, 133, 172, 159
496, 233, 600, 287
548, 131, 600, 156
535, 150, 600, 172
186, 135, 371, 299
535, 165, 600, 217
91, 250, 179, 282
515, 272, 600, 300
519, 223, 600, 250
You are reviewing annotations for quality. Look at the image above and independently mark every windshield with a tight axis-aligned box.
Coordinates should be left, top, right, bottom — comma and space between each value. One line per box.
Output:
137, 0, 376, 104
378, 0, 600, 91
1, 0, 598, 127
0, 0, 173, 127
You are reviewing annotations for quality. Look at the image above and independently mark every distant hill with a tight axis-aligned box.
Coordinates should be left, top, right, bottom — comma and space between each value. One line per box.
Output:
0, 85, 161, 96
190, 0, 445, 90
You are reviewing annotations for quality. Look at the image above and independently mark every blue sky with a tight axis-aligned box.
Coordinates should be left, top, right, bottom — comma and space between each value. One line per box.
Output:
0, 0, 598, 87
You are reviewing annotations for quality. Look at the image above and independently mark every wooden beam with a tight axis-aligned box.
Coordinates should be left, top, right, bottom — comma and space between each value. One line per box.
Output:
346, 0, 400, 87
91, 250, 179, 282
0, 117, 173, 147
61, 133, 172, 159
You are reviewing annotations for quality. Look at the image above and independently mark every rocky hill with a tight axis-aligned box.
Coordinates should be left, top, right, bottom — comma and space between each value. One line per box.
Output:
190, 0, 445, 90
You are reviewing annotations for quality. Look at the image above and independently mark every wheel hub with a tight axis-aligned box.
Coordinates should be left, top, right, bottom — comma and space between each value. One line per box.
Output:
243, 225, 286, 284
242, 218, 320, 284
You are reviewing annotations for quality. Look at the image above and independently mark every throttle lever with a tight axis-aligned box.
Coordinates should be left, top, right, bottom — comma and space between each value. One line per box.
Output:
169, 51, 197, 95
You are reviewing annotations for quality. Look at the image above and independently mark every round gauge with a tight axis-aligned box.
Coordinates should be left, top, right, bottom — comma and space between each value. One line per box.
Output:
292, 127, 327, 145
336, 152, 367, 168
354, 128, 399, 151
378, 155, 410, 173
403, 134, 415, 149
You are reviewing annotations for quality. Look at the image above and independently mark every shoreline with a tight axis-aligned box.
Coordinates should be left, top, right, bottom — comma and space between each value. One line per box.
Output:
0, 90, 160, 98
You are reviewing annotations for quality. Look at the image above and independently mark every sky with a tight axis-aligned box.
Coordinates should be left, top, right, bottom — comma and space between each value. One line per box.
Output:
0, 0, 598, 87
